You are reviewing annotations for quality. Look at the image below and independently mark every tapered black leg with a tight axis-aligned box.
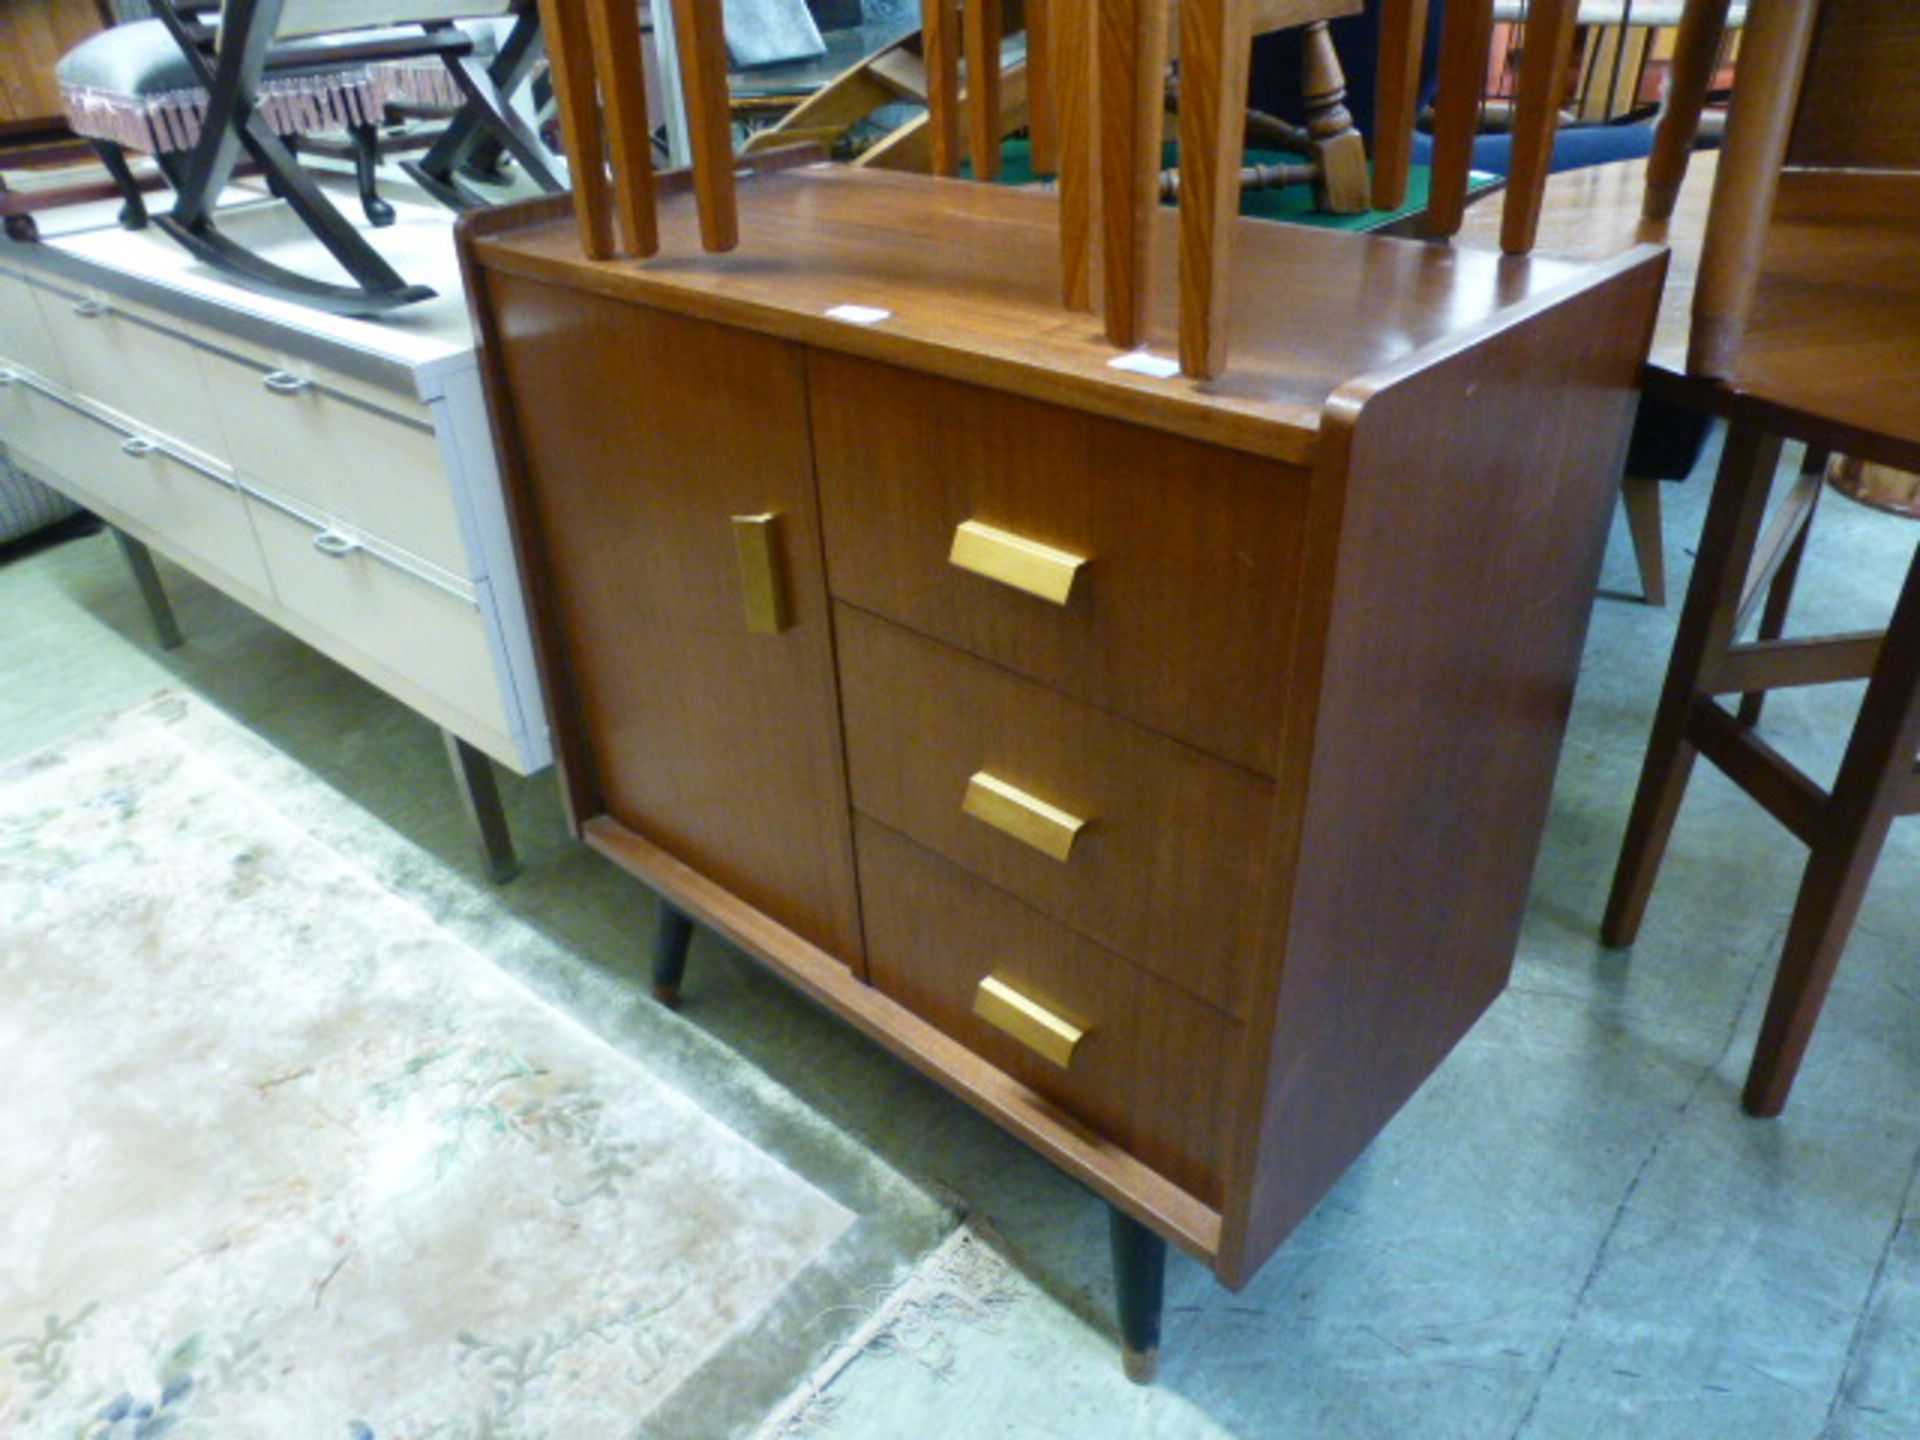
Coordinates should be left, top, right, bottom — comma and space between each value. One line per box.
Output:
1109, 1206, 1167, 1383
652, 903, 694, 1007
441, 729, 517, 884
111, 527, 182, 650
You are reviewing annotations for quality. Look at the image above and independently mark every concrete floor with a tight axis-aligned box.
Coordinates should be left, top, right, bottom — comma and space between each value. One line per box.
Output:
3, 434, 1917, 1439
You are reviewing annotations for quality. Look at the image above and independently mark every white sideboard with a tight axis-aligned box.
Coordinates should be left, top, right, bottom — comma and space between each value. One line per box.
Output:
0, 195, 550, 870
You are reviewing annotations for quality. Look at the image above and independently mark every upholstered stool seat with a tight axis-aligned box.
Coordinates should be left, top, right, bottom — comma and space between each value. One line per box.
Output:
59, 17, 511, 152
57, 16, 514, 230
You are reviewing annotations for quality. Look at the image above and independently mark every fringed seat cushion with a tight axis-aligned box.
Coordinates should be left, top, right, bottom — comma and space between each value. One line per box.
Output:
58, 18, 509, 155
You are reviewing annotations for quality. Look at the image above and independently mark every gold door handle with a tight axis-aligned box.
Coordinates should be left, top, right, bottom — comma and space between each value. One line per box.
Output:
948, 519, 1086, 605
962, 772, 1088, 862
973, 976, 1086, 1068
731, 512, 790, 634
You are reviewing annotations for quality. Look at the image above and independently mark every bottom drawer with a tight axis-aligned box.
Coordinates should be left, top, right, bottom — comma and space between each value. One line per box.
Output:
0, 375, 267, 597
247, 498, 510, 740
857, 817, 1237, 1205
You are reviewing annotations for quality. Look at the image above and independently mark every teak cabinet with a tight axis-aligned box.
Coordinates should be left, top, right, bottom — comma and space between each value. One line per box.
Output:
460, 165, 1665, 1372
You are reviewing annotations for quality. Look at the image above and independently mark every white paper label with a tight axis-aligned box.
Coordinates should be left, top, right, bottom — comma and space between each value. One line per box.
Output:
824, 304, 892, 326
1108, 350, 1181, 379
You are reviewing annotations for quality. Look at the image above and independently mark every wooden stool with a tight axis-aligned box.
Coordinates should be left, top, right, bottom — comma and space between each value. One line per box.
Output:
1603, 422, 1920, 1115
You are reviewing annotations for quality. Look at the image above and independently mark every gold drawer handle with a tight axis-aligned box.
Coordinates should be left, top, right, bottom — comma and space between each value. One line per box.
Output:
973, 976, 1085, 1069
948, 519, 1086, 605
730, 512, 790, 634
962, 772, 1087, 862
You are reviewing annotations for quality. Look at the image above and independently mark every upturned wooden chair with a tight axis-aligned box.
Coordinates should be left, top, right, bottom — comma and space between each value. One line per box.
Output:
533, 0, 1587, 376
1603, 0, 1920, 1116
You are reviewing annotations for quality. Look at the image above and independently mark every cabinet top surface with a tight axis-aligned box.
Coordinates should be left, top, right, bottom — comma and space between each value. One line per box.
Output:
471, 165, 1612, 466
4, 185, 477, 392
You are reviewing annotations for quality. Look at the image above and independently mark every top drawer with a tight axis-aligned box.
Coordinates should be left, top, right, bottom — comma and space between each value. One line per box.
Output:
30, 282, 228, 460
0, 269, 64, 383
196, 346, 469, 577
809, 352, 1307, 776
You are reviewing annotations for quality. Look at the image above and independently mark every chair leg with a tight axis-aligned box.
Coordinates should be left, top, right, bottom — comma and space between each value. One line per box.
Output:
348, 123, 396, 227
91, 141, 149, 229
1743, 540, 1920, 1115
1743, 816, 1897, 1116
1735, 468, 1820, 725
1603, 424, 1784, 947
1621, 475, 1665, 606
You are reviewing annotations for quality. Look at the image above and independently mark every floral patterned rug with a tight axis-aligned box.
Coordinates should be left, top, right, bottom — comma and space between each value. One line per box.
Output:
0, 697, 860, 1438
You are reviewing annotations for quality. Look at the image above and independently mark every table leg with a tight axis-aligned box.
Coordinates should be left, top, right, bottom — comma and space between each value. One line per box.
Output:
1110, 1204, 1167, 1383
441, 729, 518, 884
651, 901, 694, 1006
111, 527, 183, 651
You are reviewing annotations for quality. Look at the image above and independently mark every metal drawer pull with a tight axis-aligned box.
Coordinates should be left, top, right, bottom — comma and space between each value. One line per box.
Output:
120, 437, 157, 458
262, 370, 313, 396
730, 512, 790, 634
0, 369, 16, 385
70, 298, 107, 318
973, 976, 1085, 1069
312, 530, 362, 559
962, 772, 1088, 862
949, 519, 1086, 605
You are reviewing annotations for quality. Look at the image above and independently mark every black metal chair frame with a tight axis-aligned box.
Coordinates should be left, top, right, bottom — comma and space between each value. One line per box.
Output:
141, 0, 556, 313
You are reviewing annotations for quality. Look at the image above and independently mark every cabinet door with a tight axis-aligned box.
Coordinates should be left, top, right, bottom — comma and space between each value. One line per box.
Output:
487, 275, 862, 965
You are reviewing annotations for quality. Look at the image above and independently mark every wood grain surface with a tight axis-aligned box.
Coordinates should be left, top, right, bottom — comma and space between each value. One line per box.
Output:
473, 165, 1592, 467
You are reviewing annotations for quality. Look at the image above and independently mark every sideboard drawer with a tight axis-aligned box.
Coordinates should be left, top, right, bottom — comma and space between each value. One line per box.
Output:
0, 366, 73, 471
201, 349, 469, 578
31, 285, 228, 460
0, 370, 267, 597
810, 350, 1307, 776
78, 432, 268, 599
858, 817, 1236, 1206
837, 604, 1270, 1019
0, 269, 65, 383
246, 495, 509, 739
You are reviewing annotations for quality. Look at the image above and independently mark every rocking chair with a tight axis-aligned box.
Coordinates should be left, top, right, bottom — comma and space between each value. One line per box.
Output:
59, 0, 558, 314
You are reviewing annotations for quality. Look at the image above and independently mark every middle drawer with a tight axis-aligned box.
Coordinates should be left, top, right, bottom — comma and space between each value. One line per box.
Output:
837, 604, 1272, 1019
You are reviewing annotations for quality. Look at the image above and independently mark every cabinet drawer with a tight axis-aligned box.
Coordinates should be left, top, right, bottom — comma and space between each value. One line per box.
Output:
200, 348, 468, 577
30, 285, 228, 460
0, 371, 268, 597
810, 351, 1307, 776
838, 605, 1269, 1018
858, 818, 1236, 1205
0, 269, 66, 383
246, 496, 509, 738
0, 366, 75, 472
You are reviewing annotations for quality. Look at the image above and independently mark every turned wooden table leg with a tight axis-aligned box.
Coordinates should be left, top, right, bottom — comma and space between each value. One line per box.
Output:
652, 901, 695, 1006
1300, 20, 1368, 215
1109, 1205, 1167, 1383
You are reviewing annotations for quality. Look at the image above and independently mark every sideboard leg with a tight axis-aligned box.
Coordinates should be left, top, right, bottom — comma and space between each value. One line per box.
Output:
1109, 1205, 1167, 1383
651, 903, 694, 1007
111, 527, 183, 651
441, 730, 518, 884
